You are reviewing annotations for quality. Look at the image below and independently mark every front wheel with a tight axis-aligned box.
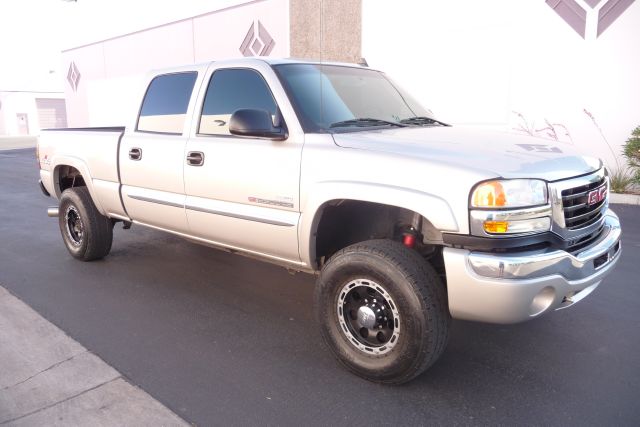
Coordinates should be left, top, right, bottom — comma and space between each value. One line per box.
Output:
315, 239, 450, 384
58, 187, 113, 261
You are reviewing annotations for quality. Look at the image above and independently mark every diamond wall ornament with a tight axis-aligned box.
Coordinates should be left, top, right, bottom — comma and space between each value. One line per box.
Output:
67, 61, 81, 92
546, 0, 635, 39
239, 20, 276, 56
597, 0, 635, 36
584, 0, 602, 7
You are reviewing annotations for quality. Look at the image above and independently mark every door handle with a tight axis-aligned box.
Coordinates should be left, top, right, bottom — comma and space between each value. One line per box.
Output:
186, 151, 204, 166
129, 148, 142, 161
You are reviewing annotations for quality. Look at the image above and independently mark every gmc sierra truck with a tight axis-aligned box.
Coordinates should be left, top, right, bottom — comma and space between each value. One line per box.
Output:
37, 58, 622, 384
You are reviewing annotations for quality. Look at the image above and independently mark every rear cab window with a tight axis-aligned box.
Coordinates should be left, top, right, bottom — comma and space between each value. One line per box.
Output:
198, 68, 277, 136
137, 72, 198, 134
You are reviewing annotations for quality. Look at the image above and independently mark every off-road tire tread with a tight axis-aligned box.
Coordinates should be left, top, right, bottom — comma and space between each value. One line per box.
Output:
59, 187, 113, 261
317, 239, 450, 385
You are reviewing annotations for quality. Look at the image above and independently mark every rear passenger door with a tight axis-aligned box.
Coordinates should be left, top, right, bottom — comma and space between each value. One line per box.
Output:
120, 71, 199, 233
183, 64, 303, 263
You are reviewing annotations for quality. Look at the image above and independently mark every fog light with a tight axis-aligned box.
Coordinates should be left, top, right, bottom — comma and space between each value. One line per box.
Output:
529, 286, 555, 316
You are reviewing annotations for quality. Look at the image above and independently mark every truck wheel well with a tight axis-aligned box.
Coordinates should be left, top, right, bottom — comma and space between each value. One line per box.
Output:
313, 200, 445, 277
56, 166, 86, 194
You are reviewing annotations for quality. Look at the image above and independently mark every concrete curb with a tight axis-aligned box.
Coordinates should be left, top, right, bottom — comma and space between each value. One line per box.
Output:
610, 193, 640, 205
0, 286, 190, 427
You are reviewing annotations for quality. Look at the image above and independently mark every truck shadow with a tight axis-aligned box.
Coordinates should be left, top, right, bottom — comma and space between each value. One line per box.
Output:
94, 225, 624, 424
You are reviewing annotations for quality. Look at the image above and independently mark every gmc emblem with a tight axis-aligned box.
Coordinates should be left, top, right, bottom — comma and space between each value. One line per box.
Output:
587, 186, 607, 206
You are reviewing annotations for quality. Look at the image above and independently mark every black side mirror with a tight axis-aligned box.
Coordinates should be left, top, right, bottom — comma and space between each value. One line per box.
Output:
229, 109, 287, 140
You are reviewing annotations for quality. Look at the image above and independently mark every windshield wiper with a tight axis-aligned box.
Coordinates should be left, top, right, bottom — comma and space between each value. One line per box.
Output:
399, 116, 451, 127
329, 118, 408, 128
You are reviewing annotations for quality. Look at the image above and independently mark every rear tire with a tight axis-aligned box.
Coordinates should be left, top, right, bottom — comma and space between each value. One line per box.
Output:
315, 239, 450, 384
58, 187, 113, 261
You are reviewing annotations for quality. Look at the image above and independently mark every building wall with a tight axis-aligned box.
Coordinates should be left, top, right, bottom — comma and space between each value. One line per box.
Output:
362, 0, 640, 169
60, 0, 638, 170
62, 0, 290, 127
61, 0, 365, 127
0, 92, 66, 136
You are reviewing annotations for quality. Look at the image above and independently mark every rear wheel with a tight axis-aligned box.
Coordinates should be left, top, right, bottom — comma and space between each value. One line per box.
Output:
58, 187, 113, 261
315, 239, 450, 384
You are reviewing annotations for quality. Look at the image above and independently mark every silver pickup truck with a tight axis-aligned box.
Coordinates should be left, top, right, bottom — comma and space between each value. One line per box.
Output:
37, 58, 622, 384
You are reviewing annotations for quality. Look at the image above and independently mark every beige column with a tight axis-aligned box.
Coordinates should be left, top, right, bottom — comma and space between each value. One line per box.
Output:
289, 0, 362, 63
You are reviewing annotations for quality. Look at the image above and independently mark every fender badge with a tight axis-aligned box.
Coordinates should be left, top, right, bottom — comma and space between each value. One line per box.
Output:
248, 197, 294, 209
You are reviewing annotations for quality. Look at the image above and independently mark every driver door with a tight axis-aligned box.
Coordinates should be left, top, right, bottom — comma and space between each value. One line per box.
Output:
183, 63, 303, 262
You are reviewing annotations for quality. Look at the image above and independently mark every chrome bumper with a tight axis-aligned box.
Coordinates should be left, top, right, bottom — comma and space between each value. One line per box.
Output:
443, 210, 621, 324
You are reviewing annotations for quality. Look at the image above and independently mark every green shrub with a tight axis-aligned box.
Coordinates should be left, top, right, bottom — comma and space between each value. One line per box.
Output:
623, 126, 640, 184
608, 167, 634, 193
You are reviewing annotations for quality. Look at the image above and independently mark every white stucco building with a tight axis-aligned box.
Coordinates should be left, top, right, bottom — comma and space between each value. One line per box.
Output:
0, 81, 67, 136
59, 0, 639, 169
363, 0, 640, 170
61, 0, 293, 128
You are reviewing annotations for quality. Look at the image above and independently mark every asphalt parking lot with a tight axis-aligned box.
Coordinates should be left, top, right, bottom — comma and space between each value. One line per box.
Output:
1, 148, 639, 425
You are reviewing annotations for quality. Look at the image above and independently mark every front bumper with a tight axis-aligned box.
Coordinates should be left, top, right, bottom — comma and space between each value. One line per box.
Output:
443, 210, 621, 323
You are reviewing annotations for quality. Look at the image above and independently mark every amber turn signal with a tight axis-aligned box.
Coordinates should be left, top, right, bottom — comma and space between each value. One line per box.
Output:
483, 221, 509, 233
472, 181, 506, 208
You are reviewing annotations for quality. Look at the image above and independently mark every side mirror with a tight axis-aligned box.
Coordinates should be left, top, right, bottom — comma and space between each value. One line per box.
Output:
229, 109, 287, 140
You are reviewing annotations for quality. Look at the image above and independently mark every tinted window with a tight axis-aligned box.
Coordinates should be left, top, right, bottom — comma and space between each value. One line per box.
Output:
137, 72, 197, 134
274, 64, 432, 133
199, 69, 276, 135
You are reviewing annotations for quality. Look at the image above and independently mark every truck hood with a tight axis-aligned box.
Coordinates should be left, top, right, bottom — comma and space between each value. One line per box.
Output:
332, 126, 602, 181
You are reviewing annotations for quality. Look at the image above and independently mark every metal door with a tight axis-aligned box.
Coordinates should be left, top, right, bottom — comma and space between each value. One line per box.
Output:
16, 114, 29, 135
119, 71, 199, 233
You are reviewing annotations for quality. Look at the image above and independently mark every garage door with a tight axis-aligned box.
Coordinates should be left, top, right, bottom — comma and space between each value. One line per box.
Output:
36, 98, 68, 129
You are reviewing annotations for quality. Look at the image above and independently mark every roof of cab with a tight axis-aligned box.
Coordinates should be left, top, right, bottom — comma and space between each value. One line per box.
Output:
257, 57, 368, 68
149, 57, 375, 75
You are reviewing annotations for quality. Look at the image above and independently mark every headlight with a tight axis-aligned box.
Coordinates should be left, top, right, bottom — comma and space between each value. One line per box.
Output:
469, 179, 551, 237
471, 179, 547, 208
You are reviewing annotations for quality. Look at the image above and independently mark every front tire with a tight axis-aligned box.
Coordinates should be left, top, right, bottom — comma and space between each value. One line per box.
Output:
58, 187, 113, 261
315, 239, 450, 384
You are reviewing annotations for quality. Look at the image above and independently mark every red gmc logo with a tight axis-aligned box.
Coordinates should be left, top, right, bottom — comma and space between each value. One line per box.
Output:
587, 186, 607, 206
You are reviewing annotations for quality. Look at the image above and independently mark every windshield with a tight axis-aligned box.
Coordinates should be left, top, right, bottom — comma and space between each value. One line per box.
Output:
273, 64, 434, 132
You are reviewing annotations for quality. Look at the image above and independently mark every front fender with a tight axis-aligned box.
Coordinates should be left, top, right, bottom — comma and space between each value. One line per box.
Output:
298, 180, 459, 268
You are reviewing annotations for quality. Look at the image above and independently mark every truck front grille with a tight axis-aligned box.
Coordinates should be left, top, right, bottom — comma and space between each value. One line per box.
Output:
561, 176, 607, 230
566, 224, 604, 253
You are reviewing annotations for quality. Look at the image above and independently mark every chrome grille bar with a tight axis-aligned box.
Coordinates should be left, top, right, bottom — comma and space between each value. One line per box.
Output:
548, 168, 608, 249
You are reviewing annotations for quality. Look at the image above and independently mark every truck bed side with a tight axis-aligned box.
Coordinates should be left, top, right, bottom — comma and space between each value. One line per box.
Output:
38, 127, 127, 219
